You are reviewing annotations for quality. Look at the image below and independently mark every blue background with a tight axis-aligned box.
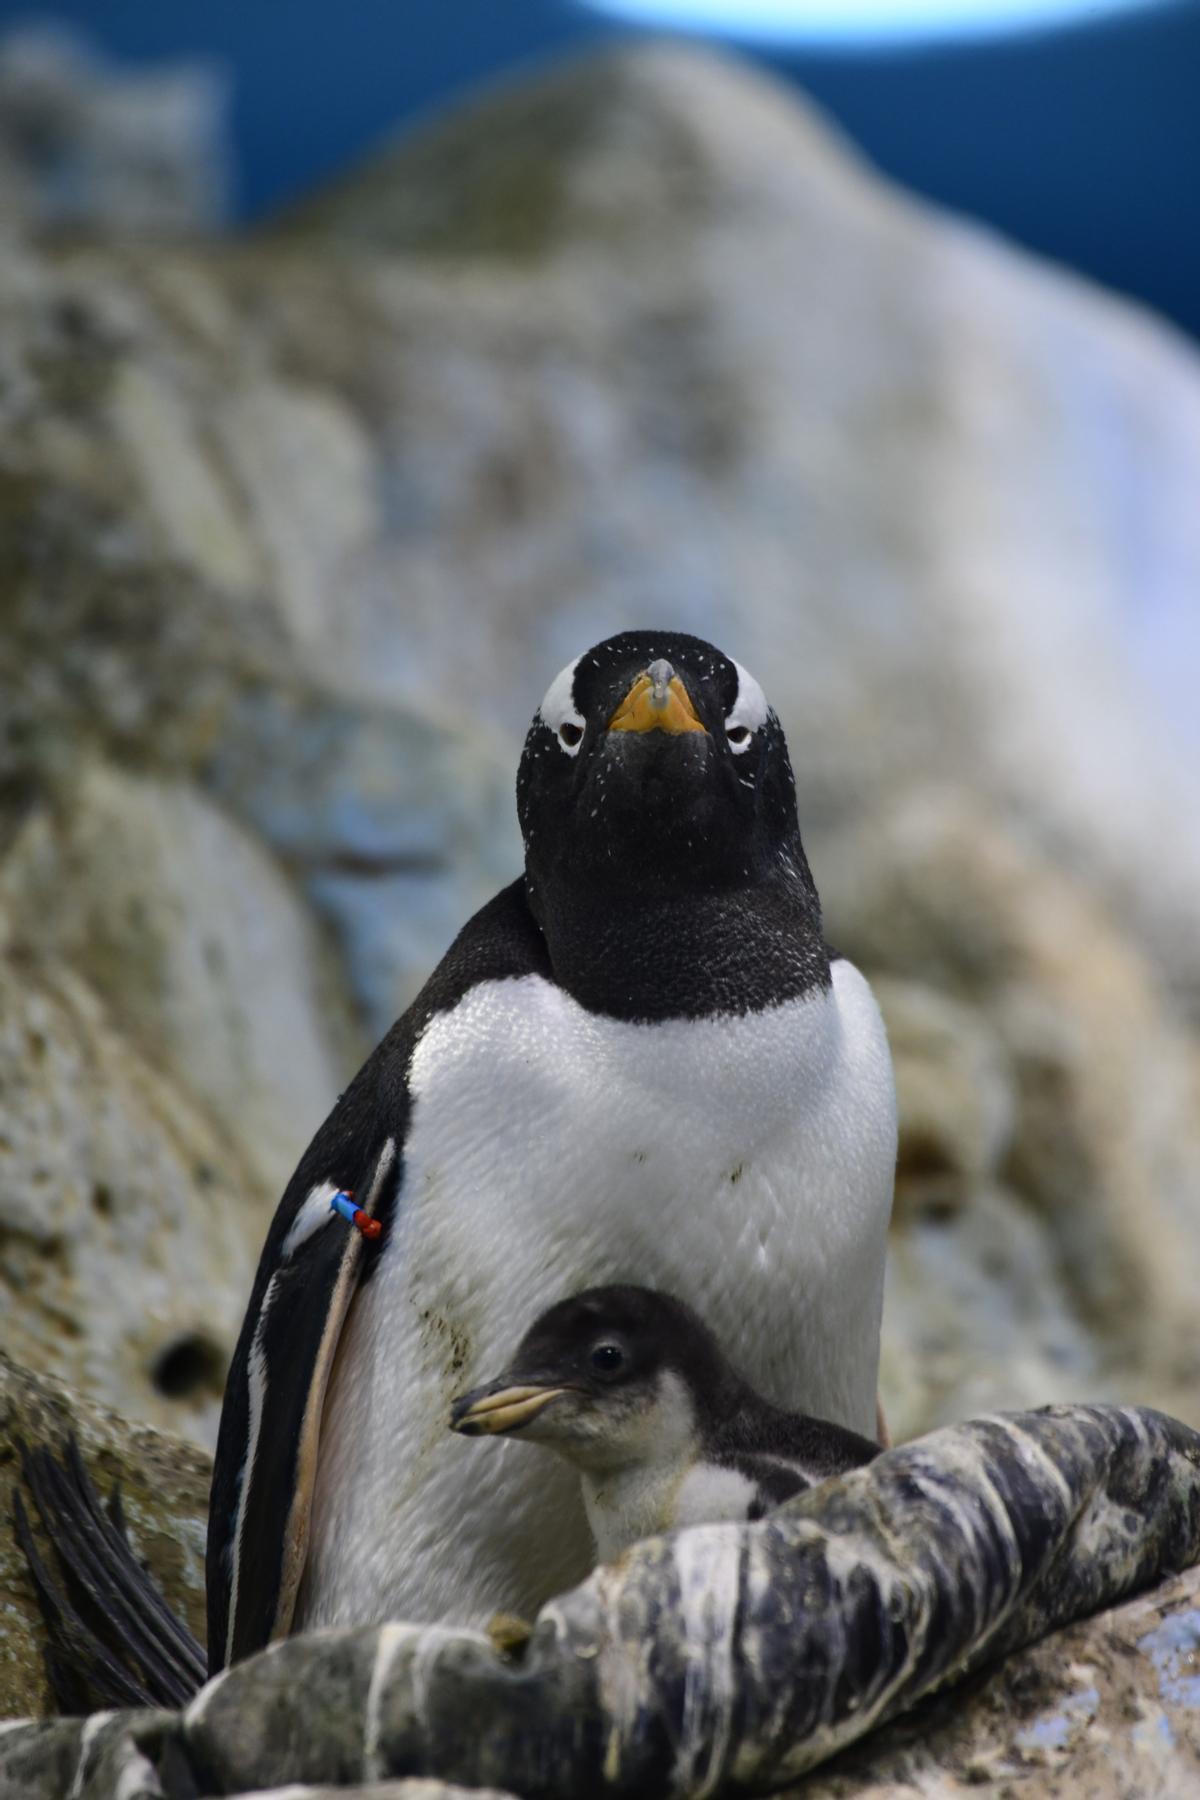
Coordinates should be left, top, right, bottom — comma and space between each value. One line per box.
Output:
4, 0, 1199, 341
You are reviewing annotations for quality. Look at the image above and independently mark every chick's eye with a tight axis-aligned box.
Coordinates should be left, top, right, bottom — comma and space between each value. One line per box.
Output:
558, 722, 584, 749
726, 725, 751, 748
591, 1343, 624, 1375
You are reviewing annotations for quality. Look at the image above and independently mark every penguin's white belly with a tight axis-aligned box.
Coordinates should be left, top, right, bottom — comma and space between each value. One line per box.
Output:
299, 960, 895, 1630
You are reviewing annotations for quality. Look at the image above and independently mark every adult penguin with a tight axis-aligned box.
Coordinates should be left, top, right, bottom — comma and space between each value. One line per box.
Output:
207, 630, 897, 1671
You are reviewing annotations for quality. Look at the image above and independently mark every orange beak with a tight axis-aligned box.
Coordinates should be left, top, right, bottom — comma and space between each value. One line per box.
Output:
607, 668, 707, 737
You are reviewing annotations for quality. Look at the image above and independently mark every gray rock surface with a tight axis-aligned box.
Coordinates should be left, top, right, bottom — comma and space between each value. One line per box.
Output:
806, 1564, 1200, 1798
0, 24, 229, 235
280, 45, 1200, 1011
227, 1788, 518, 1800
0, 759, 347, 1194
0, 951, 254, 1442
0, 219, 513, 1439
816, 791, 1200, 1441
3, 1403, 1198, 1794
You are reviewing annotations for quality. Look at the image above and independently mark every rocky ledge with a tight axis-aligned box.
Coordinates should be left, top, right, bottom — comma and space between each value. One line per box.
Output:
3, 1397, 1199, 1797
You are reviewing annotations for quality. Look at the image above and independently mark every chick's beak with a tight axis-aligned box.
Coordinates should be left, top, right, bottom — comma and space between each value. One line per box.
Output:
450, 1379, 568, 1436
607, 659, 707, 737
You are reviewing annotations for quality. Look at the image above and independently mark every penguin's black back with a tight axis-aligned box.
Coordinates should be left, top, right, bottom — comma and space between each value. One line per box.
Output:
705, 1398, 881, 1513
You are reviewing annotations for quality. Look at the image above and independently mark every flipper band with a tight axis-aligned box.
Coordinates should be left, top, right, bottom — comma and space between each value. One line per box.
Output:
330, 1190, 382, 1240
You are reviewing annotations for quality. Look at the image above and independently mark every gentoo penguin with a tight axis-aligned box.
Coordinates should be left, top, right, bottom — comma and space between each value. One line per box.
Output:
451, 1286, 880, 1561
206, 630, 896, 1670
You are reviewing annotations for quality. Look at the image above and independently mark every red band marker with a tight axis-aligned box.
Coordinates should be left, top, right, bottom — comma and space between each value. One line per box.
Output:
330, 1190, 382, 1241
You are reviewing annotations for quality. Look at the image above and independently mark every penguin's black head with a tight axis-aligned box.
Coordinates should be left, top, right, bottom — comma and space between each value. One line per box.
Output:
450, 1285, 732, 1472
517, 631, 803, 903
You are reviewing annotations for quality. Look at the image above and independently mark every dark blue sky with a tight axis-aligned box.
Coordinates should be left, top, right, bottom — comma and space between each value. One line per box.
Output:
5, 0, 1199, 341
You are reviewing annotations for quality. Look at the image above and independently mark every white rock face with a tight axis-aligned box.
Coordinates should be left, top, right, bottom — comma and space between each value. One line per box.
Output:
0, 953, 253, 1444
0, 762, 346, 1195
276, 45, 1200, 1006
0, 24, 229, 235
816, 790, 1200, 1436
0, 39, 1198, 1461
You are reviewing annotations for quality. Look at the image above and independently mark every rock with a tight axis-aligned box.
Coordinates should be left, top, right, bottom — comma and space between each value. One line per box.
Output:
213, 377, 379, 649
226, 1789, 518, 1800
0, 24, 229, 236
805, 1565, 1200, 1798
0, 760, 350, 1196
105, 358, 262, 596
874, 976, 1016, 1219
880, 1182, 1096, 1444
0, 1351, 209, 1722
223, 1789, 518, 1800
3, 1404, 1197, 1791
0, 950, 255, 1444
0, 294, 519, 1036
0, 342, 514, 1423
819, 791, 1200, 1438
9, 40, 1197, 1010
277, 44, 1200, 1011
869, 975, 1089, 1439
201, 685, 517, 1033
0, 221, 518, 1420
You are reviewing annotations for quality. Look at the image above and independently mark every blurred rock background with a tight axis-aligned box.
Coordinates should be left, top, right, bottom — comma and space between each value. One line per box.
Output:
1, 19, 1199, 1731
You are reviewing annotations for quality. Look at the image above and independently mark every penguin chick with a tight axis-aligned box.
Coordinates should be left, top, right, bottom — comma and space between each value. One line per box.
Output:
451, 1286, 880, 1562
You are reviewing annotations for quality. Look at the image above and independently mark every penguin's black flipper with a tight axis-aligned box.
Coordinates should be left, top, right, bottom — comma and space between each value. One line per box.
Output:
207, 878, 551, 1674
206, 1137, 395, 1674
15, 1437, 205, 1712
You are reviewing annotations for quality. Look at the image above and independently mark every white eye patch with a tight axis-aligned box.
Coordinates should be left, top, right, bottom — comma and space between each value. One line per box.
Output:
724, 660, 769, 753
538, 657, 587, 756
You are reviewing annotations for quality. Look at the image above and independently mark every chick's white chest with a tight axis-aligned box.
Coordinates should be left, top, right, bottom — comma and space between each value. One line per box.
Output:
300, 962, 895, 1630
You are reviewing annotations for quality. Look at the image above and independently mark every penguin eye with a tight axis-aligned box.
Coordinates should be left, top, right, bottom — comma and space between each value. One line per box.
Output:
590, 1343, 625, 1376
558, 721, 584, 751
725, 724, 752, 752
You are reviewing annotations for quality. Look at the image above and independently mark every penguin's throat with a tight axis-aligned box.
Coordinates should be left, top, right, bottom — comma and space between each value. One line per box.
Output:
581, 1460, 690, 1563
527, 866, 829, 1023
573, 1372, 701, 1559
